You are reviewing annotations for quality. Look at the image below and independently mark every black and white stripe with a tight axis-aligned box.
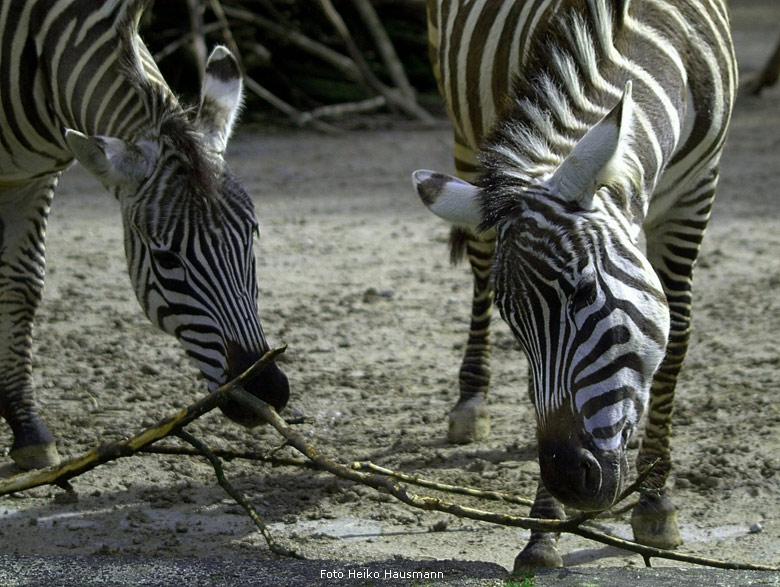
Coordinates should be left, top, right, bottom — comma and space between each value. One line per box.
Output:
415, 0, 736, 569
0, 0, 287, 471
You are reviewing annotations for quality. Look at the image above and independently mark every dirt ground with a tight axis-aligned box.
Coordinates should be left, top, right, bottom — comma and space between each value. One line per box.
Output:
0, 0, 778, 580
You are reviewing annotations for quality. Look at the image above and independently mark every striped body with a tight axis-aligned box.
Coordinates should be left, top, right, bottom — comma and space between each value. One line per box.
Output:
415, 0, 736, 569
0, 0, 288, 470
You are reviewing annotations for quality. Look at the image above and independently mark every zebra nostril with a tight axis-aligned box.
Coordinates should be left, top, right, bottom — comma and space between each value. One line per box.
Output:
550, 447, 602, 494
578, 448, 603, 494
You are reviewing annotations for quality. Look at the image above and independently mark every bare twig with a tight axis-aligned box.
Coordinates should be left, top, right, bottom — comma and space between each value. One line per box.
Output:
176, 430, 304, 559
2, 339, 774, 570
350, 0, 416, 102
141, 443, 312, 469
0, 346, 287, 496
316, 0, 434, 123
186, 0, 207, 85
349, 460, 534, 507
305, 96, 387, 121
244, 77, 343, 134
208, 0, 341, 133
142, 443, 535, 505
221, 5, 364, 85
153, 22, 223, 63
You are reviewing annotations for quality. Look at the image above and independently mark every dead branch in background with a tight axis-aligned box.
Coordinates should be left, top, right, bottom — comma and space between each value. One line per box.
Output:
316, 0, 434, 123
151, 1, 433, 128
206, 0, 341, 134
186, 0, 208, 85
350, 0, 417, 103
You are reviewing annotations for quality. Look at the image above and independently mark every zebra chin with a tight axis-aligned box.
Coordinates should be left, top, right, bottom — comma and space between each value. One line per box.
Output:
537, 427, 627, 512
216, 342, 290, 427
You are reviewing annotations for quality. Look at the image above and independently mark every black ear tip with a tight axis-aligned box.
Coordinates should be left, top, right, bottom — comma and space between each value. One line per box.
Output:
206, 46, 241, 81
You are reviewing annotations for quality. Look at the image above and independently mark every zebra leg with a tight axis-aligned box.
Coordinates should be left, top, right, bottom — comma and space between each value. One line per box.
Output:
513, 480, 565, 571
0, 176, 60, 470
631, 179, 716, 548
448, 236, 495, 443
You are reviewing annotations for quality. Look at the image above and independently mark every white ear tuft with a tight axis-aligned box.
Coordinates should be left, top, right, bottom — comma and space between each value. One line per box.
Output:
65, 129, 157, 189
546, 80, 633, 206
412, 169, 483, 229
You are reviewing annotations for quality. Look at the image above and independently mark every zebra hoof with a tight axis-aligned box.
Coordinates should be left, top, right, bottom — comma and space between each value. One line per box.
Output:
631, 494, 683, 549
513, 539, 563, 572
10, 442, 61, 470
447, 396, 490, 443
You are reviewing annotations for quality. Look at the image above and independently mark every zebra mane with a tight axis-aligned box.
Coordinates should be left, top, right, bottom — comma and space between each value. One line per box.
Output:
114, 0, 223, 211
477, 0, 642, 231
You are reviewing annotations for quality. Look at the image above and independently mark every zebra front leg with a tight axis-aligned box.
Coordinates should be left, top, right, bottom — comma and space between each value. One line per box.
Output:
513, 480, 565, 572
0, 177, 60, 470
448, 235, 495, 443
631, 193, 714, 548
631, 351, 685, 549
631, 316, 687, 548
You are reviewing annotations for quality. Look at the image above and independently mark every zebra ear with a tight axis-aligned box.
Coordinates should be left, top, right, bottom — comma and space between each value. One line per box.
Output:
546, 81, 633, 206
412, 169, 483, 229
196, 46, 243, 154
65, 129, 157, 189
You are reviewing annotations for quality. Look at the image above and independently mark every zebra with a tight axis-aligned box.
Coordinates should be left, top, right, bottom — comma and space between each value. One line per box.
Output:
412, 0, 736, 570
0, 0, 288, 471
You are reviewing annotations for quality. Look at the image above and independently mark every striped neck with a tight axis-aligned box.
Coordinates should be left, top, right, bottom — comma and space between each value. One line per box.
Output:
31, 0, 171, 149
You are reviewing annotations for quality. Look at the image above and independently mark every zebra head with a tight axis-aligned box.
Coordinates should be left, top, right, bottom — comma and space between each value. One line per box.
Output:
63, 47, 288, 427
413, 84, 670, 511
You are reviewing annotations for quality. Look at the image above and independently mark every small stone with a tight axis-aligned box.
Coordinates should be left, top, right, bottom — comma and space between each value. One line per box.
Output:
749, 522, 763, 534
54, 491, 79, 505
429, 520, 448, 532
140, 364, 160, 376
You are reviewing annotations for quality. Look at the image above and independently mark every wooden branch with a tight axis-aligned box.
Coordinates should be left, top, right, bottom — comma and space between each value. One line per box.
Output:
0, 346, 287, 496
153, 22, 224, 63
350, 0, 416, 102
305, 96, 387, 121
141, 443, 313, 468
349, 460, 534, 507
316, 0, 434, 123
226, 387, 780, 572
186, 0, 207, 85
1, 339, 774, 570
176, 430, 304, 559
221, 5, 364, 85
142, 443, 536, 505
202, 0, 339, 134
220, 3, 432, 124
243, 77, 343, 134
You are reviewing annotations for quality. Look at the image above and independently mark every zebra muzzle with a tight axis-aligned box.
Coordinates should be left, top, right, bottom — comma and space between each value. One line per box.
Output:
537, 434, 623, 512
219, 343, 290, 427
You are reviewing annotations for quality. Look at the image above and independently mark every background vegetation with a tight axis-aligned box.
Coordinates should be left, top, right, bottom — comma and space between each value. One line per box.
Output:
141, 0, 439, 129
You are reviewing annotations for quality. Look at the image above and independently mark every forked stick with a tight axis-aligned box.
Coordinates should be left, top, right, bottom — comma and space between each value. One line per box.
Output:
0, 346, 287, 496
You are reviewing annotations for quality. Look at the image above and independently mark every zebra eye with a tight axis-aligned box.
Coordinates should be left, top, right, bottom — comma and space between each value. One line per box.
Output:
569, 280, 598, 314
151, 248, 180, 271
